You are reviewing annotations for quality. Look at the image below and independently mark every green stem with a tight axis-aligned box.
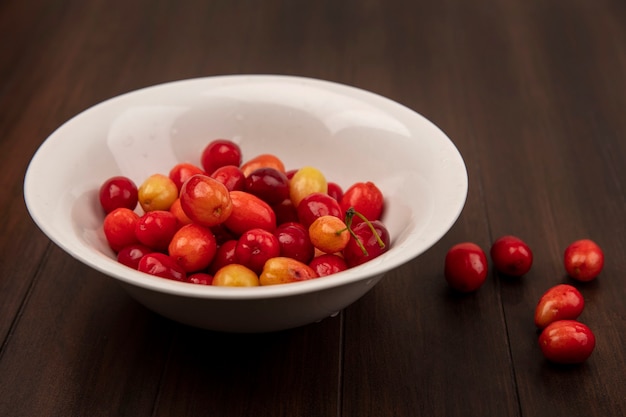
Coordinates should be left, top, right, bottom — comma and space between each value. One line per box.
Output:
344, 207, 369, 256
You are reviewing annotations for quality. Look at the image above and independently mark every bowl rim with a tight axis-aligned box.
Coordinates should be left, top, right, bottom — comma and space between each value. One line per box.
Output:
24, 74, 468, 300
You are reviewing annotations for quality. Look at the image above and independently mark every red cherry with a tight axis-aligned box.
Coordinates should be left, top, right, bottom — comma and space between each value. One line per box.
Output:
327, 182, 343, 201
534, 284, 585, 329
210, 165, 246, 192
187, 272, 214, 285
208, 239, 239, 274
179, 174, 233, 227
342, 219, 390, 267
244, 167, 290, 205
138, 253, 186, 281
168, 223, 217, 273
296, 192, 342, 228
103, 207, 140, 252
272, 199, 299, 226
309, 254, 348, 277
235, 228, 281, 274
274, 222, 315, 264
444, 242, 488, 292
200, 139, 242, 175
169, 162, 205, 191
117, 244, 152, 269
339, 181, 384, 223
134, 210, 178, 251
539, 320, 596, 364
564, 239, 604, 282
223, 191, 277, 235
490, 235, 533, 277
99, 176, 138, 213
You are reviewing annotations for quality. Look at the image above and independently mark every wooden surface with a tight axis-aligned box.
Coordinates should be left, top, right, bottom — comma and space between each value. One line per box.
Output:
2, 0, 626, 416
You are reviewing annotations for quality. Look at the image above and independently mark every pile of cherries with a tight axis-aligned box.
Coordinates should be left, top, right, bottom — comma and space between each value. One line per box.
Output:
99, 139, 390, 286
444, 236, 603, 365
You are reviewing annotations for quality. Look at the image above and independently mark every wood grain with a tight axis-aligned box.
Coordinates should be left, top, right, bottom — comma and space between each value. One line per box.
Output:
1, 1, 625, 416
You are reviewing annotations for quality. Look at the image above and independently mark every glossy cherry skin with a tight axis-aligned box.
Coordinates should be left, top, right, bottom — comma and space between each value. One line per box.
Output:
117, 244, 153, 270
210, 165, 246, 192
327, 182, 343, 201
187, 272, 214, 285
168, 223, 217, 272
179, 174, 233, 227
244, 167, 290, 205
138, 253, 186, 281
289, 166, 327, 207
169, 162, 205, 191
208, 239, 238, 274
99, 176, 138, 213
342, 220, 390, 267
213, 264, 260, 287
534, 284, 585, 329
240, 153, 285, 177
201, 139, 242, 175
235, 228, 281, 274
272, 199, 299, 225
134, 210, 178, 251
223, 191, 277, 235
103, 207, 140, 252
309, 254, 348, 277
443, 242, 488, 292
490, 235, 533, 277
339, 181, 384, 223
564, 239, 604, 282
274, 222, 315, 264
539, 320, 596, 364
138, 173, 179, 212
308, 215, 350, 254
296, 192, 342, 228
259, 257, 319, 285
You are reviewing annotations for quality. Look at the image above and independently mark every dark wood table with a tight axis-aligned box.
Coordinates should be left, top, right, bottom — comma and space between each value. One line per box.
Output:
2, 0, 625, 416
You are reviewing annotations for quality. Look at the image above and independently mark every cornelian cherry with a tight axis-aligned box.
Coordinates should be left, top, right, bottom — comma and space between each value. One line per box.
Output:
274, 222, 314, 264
99, 176, 138, 213
138, 253, 186, 281
168, 223, 217, 272
240, 153, 285, 177
235, 228, 281, 274
179, 174, 233, 227
296, 192, 342, 228
327, 182, 343, 201
564, 239, 604, 282
103, 207, 140, 252
210, 165, 246, 192
208, 239, 238, 274
444, 242, 488, 292
539, 320, 595, 364
187, 272, 214, 285
534, 284, 585, 329
340, 181, 384, 223
308, 215, 350, 254
201, 139, 242, 175
169, 162, 205, 191
117, 244, 152, 269
342, 218, 390, 267
490, 235, 533, 277
134, 210, 178, 251
309, 254, 348, 277
223, 191, 276, 235
244, 167, 290, 204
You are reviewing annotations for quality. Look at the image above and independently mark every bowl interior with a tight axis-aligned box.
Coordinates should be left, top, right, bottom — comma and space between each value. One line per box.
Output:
24, 75, 467, 298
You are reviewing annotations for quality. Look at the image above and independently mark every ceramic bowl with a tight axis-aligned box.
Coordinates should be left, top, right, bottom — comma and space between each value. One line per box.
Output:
24, 75, 467, 333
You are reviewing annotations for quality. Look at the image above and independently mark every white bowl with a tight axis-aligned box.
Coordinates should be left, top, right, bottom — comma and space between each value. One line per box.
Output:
24, 75, 467, 333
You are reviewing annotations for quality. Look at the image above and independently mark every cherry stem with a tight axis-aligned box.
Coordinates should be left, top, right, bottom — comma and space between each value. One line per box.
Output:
340, 207, 386, 256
